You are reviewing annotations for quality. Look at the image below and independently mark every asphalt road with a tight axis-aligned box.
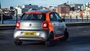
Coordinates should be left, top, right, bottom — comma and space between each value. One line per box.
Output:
0, 26, 90, 51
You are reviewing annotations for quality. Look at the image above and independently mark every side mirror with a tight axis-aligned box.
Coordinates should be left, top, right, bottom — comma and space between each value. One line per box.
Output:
62, 19, 65, 22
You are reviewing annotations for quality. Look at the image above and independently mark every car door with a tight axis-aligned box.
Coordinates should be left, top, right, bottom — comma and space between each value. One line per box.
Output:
54, 13, 65, 36
50, 12, 65, 37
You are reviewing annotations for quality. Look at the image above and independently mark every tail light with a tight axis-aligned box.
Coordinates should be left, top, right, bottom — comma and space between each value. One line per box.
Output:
42, 21, 49, 30
16, 21, 20, 29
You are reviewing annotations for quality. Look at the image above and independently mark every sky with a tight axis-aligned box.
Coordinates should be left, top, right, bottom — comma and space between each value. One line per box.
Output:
0, 0, 90, 8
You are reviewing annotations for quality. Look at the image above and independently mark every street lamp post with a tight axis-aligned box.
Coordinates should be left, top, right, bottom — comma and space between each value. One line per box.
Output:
0, 2, 1, 9
0, 2, 4, 24
15, 9, 18, 23
0, 9, 4, 24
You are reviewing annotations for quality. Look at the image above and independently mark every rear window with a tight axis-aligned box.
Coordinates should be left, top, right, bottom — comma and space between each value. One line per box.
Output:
21, 14, 45, 21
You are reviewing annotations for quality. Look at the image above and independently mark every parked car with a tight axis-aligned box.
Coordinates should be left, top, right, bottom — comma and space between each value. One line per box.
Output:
13, 10, 69, 47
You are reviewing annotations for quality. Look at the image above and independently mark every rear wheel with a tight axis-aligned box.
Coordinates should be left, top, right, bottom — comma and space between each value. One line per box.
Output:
60, 31, 69, 41
45, 33, 54, 47
14, 40, 22, 45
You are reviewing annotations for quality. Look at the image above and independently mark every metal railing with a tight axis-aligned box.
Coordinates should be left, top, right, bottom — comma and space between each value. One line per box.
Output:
62, 16, 90, 22
0, 14, 90, 24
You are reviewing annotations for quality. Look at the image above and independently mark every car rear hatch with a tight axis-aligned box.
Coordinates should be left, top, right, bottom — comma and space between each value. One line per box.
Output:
20, 20, 43, 30
18, 13, 45, 30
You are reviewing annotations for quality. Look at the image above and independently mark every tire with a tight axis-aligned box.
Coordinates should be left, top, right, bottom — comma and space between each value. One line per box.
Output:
14, 40, 22, 45
45, 33, 54, 47
60, 31, 69, 41
40, 42, 45, 45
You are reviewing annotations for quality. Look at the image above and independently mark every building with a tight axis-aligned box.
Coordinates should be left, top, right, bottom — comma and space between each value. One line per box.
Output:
48, 6, 57, 11
16, 4, 38, 16
15, 7, 22, 16
56, 3, 70, 17
22, 4, 38, 9
70, 4, 83, 11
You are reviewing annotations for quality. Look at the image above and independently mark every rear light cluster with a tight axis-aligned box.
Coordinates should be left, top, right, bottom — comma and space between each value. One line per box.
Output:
16, 21, 20, 29
42, 21, 49, 30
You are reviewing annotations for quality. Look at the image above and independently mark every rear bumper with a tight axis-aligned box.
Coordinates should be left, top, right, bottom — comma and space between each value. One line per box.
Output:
14, 37, 46, 42
14, 29, 49, 41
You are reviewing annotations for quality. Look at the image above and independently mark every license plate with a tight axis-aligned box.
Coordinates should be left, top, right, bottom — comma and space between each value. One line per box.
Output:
24, 32, 36, 36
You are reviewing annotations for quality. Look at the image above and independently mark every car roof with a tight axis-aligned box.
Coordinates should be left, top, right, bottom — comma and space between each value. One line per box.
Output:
25, 10, 54, 14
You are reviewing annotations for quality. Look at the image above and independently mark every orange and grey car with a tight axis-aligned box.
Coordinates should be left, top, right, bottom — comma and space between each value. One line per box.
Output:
14, 10, 69, 47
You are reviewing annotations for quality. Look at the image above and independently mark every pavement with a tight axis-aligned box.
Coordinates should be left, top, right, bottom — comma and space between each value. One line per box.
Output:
0, 26, 90, 51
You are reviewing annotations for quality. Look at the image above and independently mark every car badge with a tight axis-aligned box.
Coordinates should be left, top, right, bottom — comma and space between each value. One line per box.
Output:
29, 24, 32, 26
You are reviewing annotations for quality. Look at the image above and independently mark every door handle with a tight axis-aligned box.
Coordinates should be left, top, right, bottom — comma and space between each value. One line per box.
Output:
59, 24, 60, 25
53, 23, 55, 25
